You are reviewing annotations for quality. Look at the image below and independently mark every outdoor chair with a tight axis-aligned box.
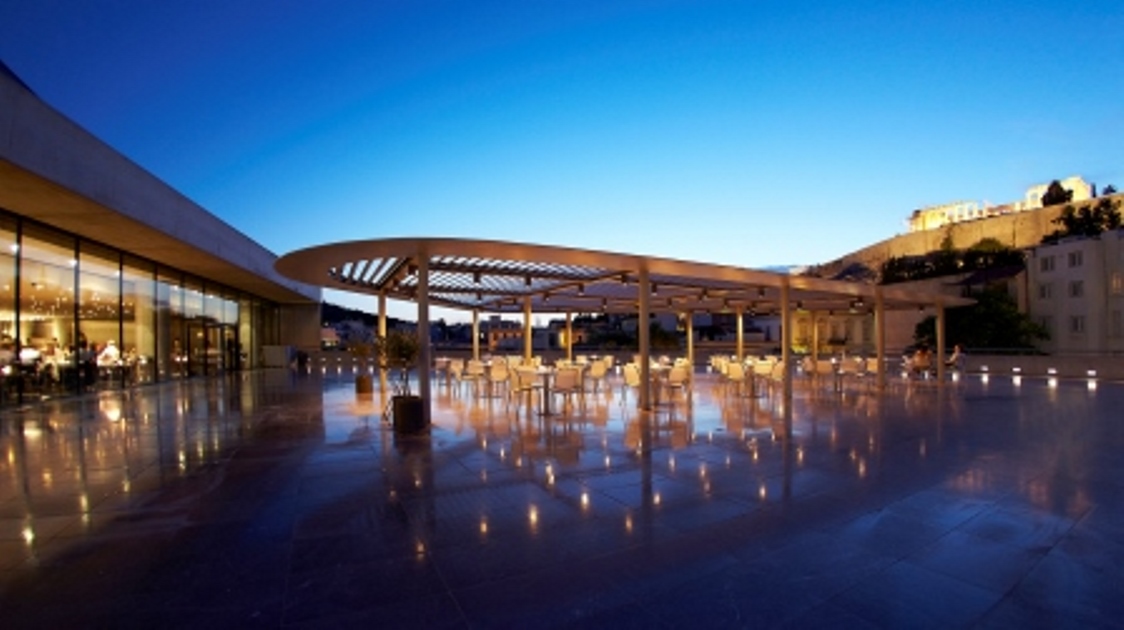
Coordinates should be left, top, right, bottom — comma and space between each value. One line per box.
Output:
584, 358, 609, 394
552, 367, 583, 413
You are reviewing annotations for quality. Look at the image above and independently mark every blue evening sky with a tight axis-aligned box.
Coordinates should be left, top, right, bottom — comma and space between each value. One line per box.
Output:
2, 0, 1122, 319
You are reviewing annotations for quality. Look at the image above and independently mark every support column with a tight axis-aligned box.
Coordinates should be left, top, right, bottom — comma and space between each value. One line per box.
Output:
378, 290, 387, 369
685, 312, 695, 370
781, 280, 793, 418
417, 255, 431, 424
811, 311, 819, 364
936, 302, 946, 385
638, 266, 651, 411
566, 311, 573, 361
471, 310, 480, 361
523, 296, 533, 363
875, 288, 886, 392
735, 307, 744, 362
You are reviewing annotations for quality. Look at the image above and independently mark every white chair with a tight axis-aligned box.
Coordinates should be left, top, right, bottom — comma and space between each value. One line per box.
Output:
487, 360, 509, 398
510, 367, 542, 412
464, 359, 486, 397
621, 363, 642, 406
726, 361, 747, 397
553, 367, 583, 412
663, 365, 690, 402
448, 359, 467, 396
585, 358, 608, 394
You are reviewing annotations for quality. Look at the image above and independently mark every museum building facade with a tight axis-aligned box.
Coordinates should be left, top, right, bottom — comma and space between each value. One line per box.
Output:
0, 61, 320, 405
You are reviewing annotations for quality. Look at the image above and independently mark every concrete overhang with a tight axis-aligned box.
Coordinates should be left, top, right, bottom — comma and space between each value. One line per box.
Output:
0, 63, 319, 305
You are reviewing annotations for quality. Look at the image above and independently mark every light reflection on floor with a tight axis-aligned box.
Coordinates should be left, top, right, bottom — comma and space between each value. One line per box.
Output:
1, 368, 1122, 627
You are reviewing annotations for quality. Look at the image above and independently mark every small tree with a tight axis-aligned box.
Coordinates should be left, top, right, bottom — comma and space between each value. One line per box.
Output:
1040, 180, 1073, 207
962, 238, 1024, 270
375, 329, 421, 396
1103, 184, 1118, 195
914, 286, 1047, 351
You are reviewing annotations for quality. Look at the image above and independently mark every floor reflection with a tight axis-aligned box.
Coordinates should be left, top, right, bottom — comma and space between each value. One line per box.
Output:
2, 367, 1123, 627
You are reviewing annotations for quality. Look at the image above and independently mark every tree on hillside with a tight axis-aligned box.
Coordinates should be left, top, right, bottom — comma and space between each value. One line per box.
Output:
1042, 198, 1122, 243
1040, 180, 1073, 207
880, 238, 1023, 284
962, 238, 1024, 270
913, 286, 1047, 351
1103, 184, 1118, 195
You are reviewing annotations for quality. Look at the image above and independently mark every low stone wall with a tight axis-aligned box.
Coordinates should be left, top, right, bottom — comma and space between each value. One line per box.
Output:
962, 354, 1123, 381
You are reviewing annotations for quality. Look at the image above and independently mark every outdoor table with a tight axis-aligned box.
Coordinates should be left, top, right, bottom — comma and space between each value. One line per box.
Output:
535, 367, 556, 416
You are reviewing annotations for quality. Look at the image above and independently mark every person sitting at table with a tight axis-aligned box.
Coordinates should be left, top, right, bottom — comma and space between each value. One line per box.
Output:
945, 344, 964, 371
39, 339, 60, 384
98, 340, 121, 366
19, 338, 41, 366
911, 346, 932, 378
0, 338, 15, 375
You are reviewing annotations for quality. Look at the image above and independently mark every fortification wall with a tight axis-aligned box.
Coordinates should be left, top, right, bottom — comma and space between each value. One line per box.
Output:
822, 194, 1123, 275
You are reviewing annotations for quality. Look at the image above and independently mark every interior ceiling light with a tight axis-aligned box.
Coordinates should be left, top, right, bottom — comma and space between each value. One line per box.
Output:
577, 283, 584, 296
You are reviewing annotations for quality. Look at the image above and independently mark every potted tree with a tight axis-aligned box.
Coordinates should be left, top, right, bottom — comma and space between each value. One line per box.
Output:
350, 341, 375, 394
376, 329, 426, 433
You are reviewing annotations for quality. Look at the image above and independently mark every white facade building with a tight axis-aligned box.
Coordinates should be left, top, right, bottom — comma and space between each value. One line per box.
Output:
1027, 231, 1124, 355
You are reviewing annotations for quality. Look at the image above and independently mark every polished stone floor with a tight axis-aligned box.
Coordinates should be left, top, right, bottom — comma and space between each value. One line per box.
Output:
1, 367, 1122, 628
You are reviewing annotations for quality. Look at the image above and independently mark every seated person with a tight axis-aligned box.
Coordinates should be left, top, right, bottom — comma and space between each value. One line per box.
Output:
18, 338, 41, 365
945, 344, 964, 370
911, 346, 932, 377
97, 340, 121, 366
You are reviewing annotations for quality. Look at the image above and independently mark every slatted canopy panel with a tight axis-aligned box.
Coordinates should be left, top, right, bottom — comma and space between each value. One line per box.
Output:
275, 237, 973, 314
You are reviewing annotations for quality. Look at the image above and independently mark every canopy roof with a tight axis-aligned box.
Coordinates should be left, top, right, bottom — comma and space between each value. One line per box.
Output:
275, 238, 972, 315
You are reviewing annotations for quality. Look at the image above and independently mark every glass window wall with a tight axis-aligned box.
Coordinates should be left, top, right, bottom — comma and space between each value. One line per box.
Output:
0, 211, 281, 406
123, 256, 156, 384
183, 278, 206, 376
156, 269, 185, 380
18, 224, 76, 398
0, 217, 16, 403
79, 242, 121, 391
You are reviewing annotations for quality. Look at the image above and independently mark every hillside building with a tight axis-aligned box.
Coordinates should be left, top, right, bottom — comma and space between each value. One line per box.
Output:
1027, 231, 1124, 355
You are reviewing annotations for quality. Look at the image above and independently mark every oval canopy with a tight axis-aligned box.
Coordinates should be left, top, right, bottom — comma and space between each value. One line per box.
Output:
275, 237, 972, 314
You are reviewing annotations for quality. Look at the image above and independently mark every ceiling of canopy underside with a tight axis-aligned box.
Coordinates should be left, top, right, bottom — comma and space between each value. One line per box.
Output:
275, 238, 973, 314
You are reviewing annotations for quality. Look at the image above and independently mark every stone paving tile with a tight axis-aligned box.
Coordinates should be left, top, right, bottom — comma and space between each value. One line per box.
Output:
0, 370, 1122, 627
